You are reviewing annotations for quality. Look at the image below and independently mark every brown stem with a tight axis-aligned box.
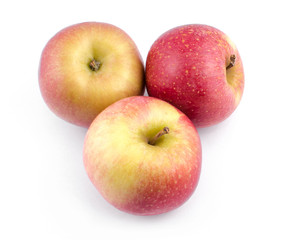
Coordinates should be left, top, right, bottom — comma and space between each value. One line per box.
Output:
89, 59, 101, 71
148, 127, 169, 145
226, 54, 236, 70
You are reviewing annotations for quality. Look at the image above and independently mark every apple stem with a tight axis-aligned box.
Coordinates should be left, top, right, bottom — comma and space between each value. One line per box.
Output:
148, 127, 170, 145
226, 54, 236, 70
89, 59, 101, 71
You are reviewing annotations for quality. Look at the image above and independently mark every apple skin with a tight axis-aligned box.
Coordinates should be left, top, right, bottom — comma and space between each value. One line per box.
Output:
146, 24, 244, 127
83, 96, 202, 215
39, 22, 144, 127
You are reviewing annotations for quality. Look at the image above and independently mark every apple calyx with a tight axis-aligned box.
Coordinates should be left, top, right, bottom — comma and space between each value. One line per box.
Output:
148, 127, 170, 145
226, 54, 236, 70
89, 59, 101, 71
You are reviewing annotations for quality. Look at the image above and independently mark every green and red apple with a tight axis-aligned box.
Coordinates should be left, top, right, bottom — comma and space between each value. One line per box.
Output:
146, 24, 244, 127
83, 96, 202, 215
39, 22, 144, 127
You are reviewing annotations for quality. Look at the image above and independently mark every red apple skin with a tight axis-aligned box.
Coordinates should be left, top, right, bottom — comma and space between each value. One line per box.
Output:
39, 22, 144, 127
83, 96, 202, 215
146, 24, 244, 127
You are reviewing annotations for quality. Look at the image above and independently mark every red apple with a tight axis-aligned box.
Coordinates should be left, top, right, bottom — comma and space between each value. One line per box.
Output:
146, 24, 244, 127
83, 96, 202, 215
39, 22, 144, 127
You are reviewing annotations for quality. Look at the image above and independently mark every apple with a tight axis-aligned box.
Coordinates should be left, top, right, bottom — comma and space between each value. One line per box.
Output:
146, 24, 244, 127
83, 96, 202, 215
39, 22, 144, 127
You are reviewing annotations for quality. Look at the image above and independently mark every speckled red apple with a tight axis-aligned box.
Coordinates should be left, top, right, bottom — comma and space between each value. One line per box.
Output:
39, 22, 144, 127
83, 96, 202, 215
146, 24, 244, 127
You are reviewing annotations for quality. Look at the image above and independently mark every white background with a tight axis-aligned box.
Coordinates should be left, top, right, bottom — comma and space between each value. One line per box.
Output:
1, 0, 296, 239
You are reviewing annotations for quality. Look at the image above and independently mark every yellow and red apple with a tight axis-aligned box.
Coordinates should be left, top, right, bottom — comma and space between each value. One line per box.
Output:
39, 22, 144, 127
83, 96, 202, 215
146, 24, 244, 127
